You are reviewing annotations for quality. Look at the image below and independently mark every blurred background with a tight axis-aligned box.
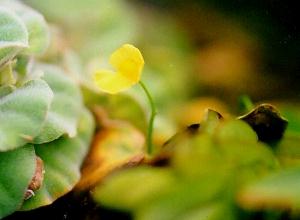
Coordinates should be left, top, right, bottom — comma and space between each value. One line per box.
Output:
24, 0, 299, 126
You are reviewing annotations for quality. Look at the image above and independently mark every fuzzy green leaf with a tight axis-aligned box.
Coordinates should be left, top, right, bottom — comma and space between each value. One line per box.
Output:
0, 79, 53, 151
0, 145, 36, 219
0, 7, 28, 67
21, 108, 95, 210
33, 64, 83, 144
1, 0, 49, 55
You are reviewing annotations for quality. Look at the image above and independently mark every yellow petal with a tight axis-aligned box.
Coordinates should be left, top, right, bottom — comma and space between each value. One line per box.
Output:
110, 44, 144, 83
93, 70, 134, 94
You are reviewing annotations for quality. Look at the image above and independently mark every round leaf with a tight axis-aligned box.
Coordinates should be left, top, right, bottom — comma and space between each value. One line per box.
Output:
0, 7, 28, 67
33, 64, 83, 144
0, 79, 53, 151
1, 0, 49, 54
21, 108, 95, 210
0, 145, 36, 219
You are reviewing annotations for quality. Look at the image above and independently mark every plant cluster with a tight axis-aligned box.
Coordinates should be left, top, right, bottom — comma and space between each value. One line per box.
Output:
1, 1, 300, 220
0, 1, 94, 218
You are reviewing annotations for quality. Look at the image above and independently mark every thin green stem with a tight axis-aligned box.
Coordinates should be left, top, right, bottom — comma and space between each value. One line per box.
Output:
139, 81, 156, 155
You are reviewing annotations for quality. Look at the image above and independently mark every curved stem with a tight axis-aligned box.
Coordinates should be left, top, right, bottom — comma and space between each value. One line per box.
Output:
139, 81, 156, 155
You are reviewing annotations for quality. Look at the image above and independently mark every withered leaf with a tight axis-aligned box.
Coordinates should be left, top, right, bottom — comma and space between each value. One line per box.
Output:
24, 156, 44, 200
238, 104, 288, 144
76, 122, 145, 191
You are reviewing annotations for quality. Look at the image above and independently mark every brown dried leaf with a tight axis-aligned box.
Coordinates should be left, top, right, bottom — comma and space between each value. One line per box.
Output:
24, 156, 44, 200
238, 104, 288, 144
76, 122, 145, 191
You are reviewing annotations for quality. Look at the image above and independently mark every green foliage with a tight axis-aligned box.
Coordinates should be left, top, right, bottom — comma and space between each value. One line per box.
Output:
22, 109, 95, 210
0, 80, 53, 151
26, 0, 138, 59
0, 1, 95, 218
93, 167, 176, 211
239, 166, 300, 211
3, 0, 49, 55
92, 116, 279, 220
82, 86, 147, 134
0, 0, 49, 66
33, 64, 83, 144
0, 7, 28, 67
1, 1, 300, 219
274, 105, 300, 167
0, 145, 36, 218
91, 103, 300, 219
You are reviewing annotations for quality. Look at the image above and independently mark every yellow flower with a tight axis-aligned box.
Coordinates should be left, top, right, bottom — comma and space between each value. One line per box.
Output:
93, 44, 144, 94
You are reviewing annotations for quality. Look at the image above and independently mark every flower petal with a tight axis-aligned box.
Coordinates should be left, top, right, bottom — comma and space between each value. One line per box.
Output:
93, 70, 134, 94
110, 44, 144, 83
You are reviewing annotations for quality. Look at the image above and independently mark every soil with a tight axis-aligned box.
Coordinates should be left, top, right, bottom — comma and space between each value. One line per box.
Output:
4, 191, 132, 220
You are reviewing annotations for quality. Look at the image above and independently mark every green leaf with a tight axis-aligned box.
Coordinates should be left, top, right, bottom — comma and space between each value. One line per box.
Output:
25, 0, 138, 59
0, 79, 53, 151
170, 120, 269, 178
278, 104, 300, 135
135, 175, 227, 220
33, 64, 83, 144
201, 109, 223, 135
21, 108, 95, 210
92, 166, 176, 211
0, 85, 14, 98
238, 167, 300, 211
276, 136, 300, 167
106, 94, 147, 133
275, 104, 300, 164
216, 120, 258, 144
177, 202, 234, 220
93, 165, 229, 220
0, 145, 36, 219
171, 134, 221, 179
215, 121, 278, 182
14, 56, 43, 84
82, 84, 147, 134
1, 0, 49, 54
0, 61, 16, 85
0, 7, 28, 67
